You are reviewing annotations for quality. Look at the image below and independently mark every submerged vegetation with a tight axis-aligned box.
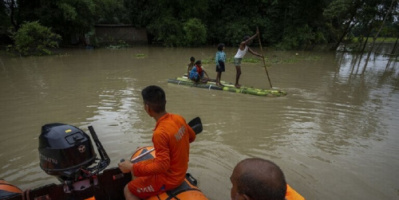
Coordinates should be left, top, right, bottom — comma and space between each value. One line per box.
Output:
201, 54, 322, 66
106, 40, 130, 49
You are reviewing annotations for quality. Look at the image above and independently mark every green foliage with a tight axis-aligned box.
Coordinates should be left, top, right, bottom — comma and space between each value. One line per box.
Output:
242, 58, 260, 63
11, 21, 61, 56
223, 21, 252, 46
202, 56, 260, 65
36, 0, 96, 44
93, 0, 129, 24
183, 18, 207, 46
200, 58, 213, 64
0, 1, 9, 28
323, 0, 352, 21
2, 0, 398, 50
106, 40, 130, 49
124, 0, 158, 27
58, 3, 78, 20
354, 37, 398, 43
175, 0, 209, 21
135, 53, 145, 58
0, 1, 12, 45
277, 25, 322, 50
147, 16, 183, 47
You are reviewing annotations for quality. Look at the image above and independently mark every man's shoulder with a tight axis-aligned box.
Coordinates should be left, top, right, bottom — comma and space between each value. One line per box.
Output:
238, 43, 246, 50
169, 113, 185, 121
154, 114, 185, 135
158, 113, 184, 124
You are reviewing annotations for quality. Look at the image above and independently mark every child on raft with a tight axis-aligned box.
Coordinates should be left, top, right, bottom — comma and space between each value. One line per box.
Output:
186, 56, 195, 77
215, 43, 226, 87
189, 60, 210, 83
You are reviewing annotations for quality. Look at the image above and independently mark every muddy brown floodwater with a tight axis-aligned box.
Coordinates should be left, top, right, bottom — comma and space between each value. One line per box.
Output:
0, 46, 398, 200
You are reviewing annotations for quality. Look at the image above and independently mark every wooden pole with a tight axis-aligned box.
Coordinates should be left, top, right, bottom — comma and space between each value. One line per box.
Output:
257, 27, 273, 88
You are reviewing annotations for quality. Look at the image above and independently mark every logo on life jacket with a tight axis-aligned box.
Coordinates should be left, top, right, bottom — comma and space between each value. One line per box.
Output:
174, 126, 186, 141
136, 185, 155, 193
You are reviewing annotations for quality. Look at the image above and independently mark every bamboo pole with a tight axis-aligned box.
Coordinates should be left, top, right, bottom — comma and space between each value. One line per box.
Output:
257, 27, 273, 88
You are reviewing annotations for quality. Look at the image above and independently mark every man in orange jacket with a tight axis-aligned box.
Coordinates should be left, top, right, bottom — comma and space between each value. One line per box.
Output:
230, 158, 305, 200
118, 85, 196, 200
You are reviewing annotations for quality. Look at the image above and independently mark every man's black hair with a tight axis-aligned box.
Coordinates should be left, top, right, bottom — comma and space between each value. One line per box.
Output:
141, 85, 166, 113
237, 158, 287, 200
190, 56, 195, 62
217, 43, 225, 51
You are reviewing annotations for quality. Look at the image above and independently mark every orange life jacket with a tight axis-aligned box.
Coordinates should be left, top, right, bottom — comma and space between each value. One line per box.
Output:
286, 184, 305, 200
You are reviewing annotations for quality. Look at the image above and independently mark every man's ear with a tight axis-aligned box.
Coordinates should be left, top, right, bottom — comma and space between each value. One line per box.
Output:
234, 193, 251, 200
241, 194, 251, 200
144, 104, 151, 115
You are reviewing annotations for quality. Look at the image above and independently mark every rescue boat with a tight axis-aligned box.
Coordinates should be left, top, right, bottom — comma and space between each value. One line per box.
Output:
1, 118, 208, 200
1, 119, 304, 200
0, 180, 22, 199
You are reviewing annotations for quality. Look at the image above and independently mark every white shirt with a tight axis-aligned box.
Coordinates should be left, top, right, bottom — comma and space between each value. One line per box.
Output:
234, 46, 248, 58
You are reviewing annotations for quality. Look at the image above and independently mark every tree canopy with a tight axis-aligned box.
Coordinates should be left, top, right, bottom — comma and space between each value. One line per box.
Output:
1, 0, 398, 50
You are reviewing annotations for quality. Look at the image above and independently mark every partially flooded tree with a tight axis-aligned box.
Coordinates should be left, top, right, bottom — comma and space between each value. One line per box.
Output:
3, 0, 97, 46
363, 0, 398, 71
11, 21, 61, 56
324, 0, 364, 50
388, 22, 399, 55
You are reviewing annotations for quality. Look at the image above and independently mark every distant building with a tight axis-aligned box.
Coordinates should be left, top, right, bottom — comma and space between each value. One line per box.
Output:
94, 24, 148, 45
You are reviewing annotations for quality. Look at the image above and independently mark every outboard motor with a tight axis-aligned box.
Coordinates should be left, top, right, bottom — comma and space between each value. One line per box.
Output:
39, 123, 110, 184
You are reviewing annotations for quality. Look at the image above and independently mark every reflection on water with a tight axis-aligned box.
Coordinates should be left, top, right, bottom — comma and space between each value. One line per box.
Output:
0, 47, 398, 200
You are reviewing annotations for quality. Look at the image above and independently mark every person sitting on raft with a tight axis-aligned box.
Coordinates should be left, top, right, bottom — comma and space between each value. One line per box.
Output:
189, 60, 209, 83
186, 56, 195, 77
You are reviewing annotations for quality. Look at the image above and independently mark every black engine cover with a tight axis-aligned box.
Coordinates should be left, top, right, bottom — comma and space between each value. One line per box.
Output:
39, 123, 96, 180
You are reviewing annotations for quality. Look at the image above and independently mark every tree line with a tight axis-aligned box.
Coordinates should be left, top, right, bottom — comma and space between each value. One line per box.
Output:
1, 0, 398, 55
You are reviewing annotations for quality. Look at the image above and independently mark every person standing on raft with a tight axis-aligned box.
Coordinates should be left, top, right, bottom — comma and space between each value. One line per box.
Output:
215, 43, 226, 87
233, 30, 263, 88
118, 85, 196, 200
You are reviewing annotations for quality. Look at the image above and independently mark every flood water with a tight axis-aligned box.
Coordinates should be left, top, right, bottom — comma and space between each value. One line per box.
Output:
0, 46, 398, 200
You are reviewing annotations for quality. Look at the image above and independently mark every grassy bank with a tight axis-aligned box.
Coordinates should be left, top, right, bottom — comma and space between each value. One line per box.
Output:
353, 37, 398, 43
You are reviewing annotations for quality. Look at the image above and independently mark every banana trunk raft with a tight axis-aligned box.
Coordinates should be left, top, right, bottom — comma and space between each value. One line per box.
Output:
168, 76, 287, 97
